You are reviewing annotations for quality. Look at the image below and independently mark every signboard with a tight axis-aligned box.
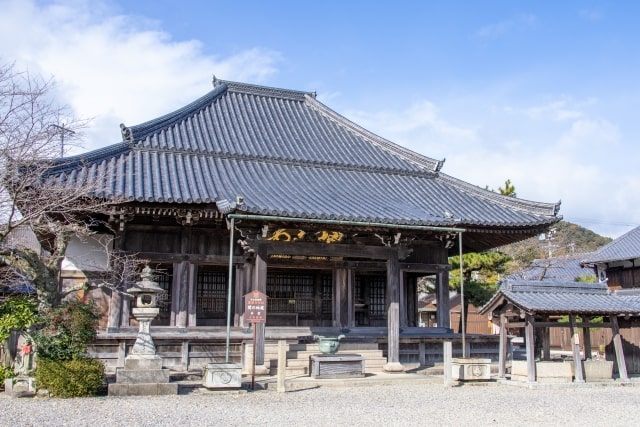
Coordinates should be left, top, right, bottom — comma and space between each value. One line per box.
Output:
244, 290, 267, 324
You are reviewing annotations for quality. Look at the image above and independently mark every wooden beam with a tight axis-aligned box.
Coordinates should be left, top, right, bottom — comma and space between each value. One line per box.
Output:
611, 316, 629, 381
136, 252, 244, 264
399, 263, 450, 272
261, 240, 399, 259
569, 315, 585, 383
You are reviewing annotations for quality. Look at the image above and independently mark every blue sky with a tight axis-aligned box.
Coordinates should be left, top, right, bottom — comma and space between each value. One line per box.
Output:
1, 0, 639, 240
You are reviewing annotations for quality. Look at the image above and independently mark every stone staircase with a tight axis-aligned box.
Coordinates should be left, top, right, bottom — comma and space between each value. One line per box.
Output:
265, 341, 387, 376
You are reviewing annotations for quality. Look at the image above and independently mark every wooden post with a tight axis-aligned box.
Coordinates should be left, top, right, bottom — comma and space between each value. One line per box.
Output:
611, 316, 629, 381
187, 263, 196, 327
384, 250, 403, 372
277, 340, 287, 393
399, 271, 408, 328
175, 261, 190, 330
542, 319, 551, 361
107, 231, 126, 332
583, 315, 592, 360
525, 314, 536, 383
252, 245, 268, 373
498, 314, 507, 378
569, 315, 585, 383
443, 340, 452, 386
436, 270, 450, 329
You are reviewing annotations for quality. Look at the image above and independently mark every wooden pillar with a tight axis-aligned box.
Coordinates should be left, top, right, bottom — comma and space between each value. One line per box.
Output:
187, 264, 196, 327
542, 317, 551, 361
347, 269, 354, 327
399, 271, 408, 328
252, 244, 268, 374
569, 315, 585, 383
170, 262, 179, 326
175, 261, 191, 330
611, 315, 629, 381
234, 264, 249, 327
498, 314, 507, 378
525, 314, 536, 383
107, 232, 125, 332
334, 268, 349, 328
583, 315, 592, 360
384, 250, 403, 372
436, 269, 450, 330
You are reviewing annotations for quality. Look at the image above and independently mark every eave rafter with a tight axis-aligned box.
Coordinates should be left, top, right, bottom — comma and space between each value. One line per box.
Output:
108, 205, 223, 230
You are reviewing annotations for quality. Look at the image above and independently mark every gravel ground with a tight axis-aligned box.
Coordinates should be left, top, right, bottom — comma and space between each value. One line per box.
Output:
2, 381, 640, 427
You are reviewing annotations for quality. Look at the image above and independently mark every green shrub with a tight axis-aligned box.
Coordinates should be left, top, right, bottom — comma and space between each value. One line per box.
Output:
0, 365, 15, 389
0, 296, 38, 343
35, 358, 105, 397
32, 298, 99, 361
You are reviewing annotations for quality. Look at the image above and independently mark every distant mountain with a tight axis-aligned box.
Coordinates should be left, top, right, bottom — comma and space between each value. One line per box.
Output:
497, 221, 612, 271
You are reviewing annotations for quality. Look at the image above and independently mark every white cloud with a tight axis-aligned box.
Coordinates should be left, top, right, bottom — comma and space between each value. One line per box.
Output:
349, 93, 639, 238
345, 100, 477, 161
475, 14, 538, 39
0, 0, 282, 152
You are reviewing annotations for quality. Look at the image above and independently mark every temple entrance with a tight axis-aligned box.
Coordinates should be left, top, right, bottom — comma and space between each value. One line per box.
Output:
355, 273, 386, 326
266, 269, 332, 327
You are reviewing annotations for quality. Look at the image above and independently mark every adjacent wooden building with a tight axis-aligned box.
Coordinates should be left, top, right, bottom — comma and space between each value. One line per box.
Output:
44, 79, 561, 373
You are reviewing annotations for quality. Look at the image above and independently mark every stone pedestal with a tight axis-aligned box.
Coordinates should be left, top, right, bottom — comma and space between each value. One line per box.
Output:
511, 360, 573, 383
203, 363, 242, 389
108, 355, 178, 396
584, 360, 614, 381
4, 376, 35, 395
309, 354, 365, 379
451, 357, 491, 381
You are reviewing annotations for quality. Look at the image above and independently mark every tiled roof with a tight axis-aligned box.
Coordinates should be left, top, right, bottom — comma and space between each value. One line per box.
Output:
480, 279, 640, 316
505, 254, 596, 282
614, 289, 640, 311
582, 226, 640, 264
43, 80, 561, 235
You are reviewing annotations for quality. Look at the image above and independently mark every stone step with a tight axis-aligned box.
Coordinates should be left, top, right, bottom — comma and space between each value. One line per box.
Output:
286, 342, 380, 352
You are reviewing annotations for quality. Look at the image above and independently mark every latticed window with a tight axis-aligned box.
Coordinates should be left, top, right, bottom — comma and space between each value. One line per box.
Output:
196, 268, 228, 314
267, 271, 315, 313
154, 266, 173, 313
321, 274, 332, 315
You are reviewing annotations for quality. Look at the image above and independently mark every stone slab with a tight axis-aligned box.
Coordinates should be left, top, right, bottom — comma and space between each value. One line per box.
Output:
124, 356, 163, 370
116, 369, 171, 384
108, 383, 178, 396
310, 354, 365, 379
584, 360, 614, 381
511, 360, 574, 383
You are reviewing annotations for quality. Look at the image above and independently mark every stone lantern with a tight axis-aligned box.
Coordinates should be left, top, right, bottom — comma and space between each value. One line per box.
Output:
128, 265, 164, 356
108, 265, 178, 396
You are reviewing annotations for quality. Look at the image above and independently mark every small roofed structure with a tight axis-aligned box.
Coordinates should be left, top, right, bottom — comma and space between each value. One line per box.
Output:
479, 279, 640, 384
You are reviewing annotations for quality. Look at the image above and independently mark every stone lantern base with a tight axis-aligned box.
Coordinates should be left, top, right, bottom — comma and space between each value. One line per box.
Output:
108, 355, 178, 396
